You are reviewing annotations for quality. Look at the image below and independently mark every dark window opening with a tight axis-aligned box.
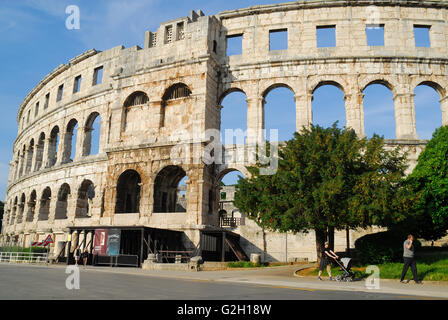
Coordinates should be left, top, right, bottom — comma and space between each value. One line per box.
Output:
57, 84, 64, 102
93, 66, 103, 86
115, 170, 142, 214
73, 75, 82, 93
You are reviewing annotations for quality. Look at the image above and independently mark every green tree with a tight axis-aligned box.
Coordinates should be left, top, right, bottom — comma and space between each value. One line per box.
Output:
406, 125, 448, 240
234, 124, 411, 262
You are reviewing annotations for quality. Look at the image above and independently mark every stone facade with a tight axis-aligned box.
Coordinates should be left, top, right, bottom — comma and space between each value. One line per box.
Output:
2, 1, 448, 262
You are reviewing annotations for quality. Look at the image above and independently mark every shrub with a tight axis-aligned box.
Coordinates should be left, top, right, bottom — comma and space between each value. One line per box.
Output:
354, 231, 421, 265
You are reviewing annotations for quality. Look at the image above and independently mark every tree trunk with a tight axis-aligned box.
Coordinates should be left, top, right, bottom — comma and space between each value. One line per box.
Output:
346, 227, 350, 255
328, 226, 335, 251
315, 228, 327, 265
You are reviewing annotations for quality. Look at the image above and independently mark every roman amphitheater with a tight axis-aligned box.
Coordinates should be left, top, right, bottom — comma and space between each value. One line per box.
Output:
2, 0, 448, 266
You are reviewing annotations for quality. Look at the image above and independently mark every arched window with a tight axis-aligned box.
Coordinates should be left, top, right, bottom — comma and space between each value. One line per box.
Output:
160, 83, 192, 127
220, 89, 247, 145
414, 82, 443, 139
47, 126, 60, 167
263, 84, 296, 142
27, 190, 37, 222
63, 119, 78, 163
83, 113, 101, 156
34, 133, 45, 172
39, 187, 51, 221
162, 83, 191, 101
312, 82, 346, 129
123, 92, 149, 132
17, 193, 26, 224
76, 180, 95, 218
25, 139, 34, 174
56, 184, 70, 219
153, 166, 187, 213
115, 170, 141, 214
124, 91, 149, 108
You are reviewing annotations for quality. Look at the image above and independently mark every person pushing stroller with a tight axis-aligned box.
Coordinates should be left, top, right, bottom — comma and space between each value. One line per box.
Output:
318, 242, 339, 281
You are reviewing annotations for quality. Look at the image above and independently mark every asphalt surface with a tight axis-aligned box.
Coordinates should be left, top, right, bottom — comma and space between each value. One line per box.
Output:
0, 263, 438, 300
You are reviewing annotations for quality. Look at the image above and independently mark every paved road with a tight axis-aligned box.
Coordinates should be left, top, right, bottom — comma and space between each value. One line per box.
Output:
0, 264, 429, 300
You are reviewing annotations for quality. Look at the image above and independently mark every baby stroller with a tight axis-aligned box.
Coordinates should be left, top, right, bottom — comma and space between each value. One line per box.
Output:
334, 257, 355, 282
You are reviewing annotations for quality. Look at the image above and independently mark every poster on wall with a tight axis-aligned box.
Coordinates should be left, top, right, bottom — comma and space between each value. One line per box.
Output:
106, 229, 121, 256
94, 229, 108, 256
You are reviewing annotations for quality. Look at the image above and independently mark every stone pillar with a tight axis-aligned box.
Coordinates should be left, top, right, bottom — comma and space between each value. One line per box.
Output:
345, 92, 365, 137
47, 195, 58, 224
75, 126, 85, 159
32, 198, 41, 224
60, 131, 72, 164
55, 132, 66, 166
394, 92, 418, 140
42, 137, 51, 168
440, 96, 448, 126
246, 96, 264, 145
295, 93, 313, 132
30, 143, 39, 173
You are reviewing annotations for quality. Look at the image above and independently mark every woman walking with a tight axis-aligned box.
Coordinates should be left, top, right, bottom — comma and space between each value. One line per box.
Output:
318, 242, 339, 281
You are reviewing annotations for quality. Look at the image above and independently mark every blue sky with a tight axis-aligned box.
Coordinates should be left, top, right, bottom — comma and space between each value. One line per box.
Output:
0, 0, 442, 197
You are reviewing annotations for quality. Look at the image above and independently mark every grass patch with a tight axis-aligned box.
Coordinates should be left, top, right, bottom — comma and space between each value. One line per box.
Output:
227, 261, 268, 268
297, 252, 448, 281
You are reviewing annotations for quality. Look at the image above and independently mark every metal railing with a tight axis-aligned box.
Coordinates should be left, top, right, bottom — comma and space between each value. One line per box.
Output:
220, 217, 242, 228
0, 252, 49, 264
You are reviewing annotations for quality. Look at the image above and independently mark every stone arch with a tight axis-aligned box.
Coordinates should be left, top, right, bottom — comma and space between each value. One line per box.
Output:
47, 126, 60, 168
38, 187, 51, 221
122, 91, 149, 132
115, 169, 142, 214
75, 180, 95, 218
25, 139, 34, 174
262, 83, 296, 141
359, 77, 397, 96
62, 119, 79, 163
219, 88, 248, 145
34, 132, 46, 172
362, 81, 396, 138
310, 78, 347, 96
413, 81, 444, 139
311, 79, 347, 128
55, 183, 71, 220
413, 80, 446, 98
218, 87, 247, 106
17, 193, 26, 224
83, 112, 101, 156
153, 165, 187, 213
216, 168, 247, 227
11, 196, 18, 224
27, 190, 37, 222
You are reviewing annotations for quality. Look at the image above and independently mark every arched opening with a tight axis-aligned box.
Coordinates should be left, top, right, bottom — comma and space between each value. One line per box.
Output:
34, 133, 45, 171
363, 82, 395, 139
17, 193, 26, 224
115, 170, 142, 214
153, 166, 187, 213
25, 139, 34, 174
19, 145, 25, 178
55, 184, 70, 220
414, 82, 443, 140
312, 82, 346, 129
263, 85, 296, 142
83, 113, 101, 156
38, 187, 51, 221
47, 126, 60, 167
220, 89, 247, 145
160, 83, 192, 127
11, 197, 18, 224
75, 180, 95, 218
63, 119, 78, 163
26, 190, 37, 222
216, 169, 246, 228
123, 91, 149, 132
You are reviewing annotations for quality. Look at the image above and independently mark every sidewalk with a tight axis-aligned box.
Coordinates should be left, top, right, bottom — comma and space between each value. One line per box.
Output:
4, 262, 448, 299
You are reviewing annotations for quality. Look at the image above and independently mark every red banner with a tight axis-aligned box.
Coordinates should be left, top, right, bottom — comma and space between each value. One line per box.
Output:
93, 229, 108, 256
